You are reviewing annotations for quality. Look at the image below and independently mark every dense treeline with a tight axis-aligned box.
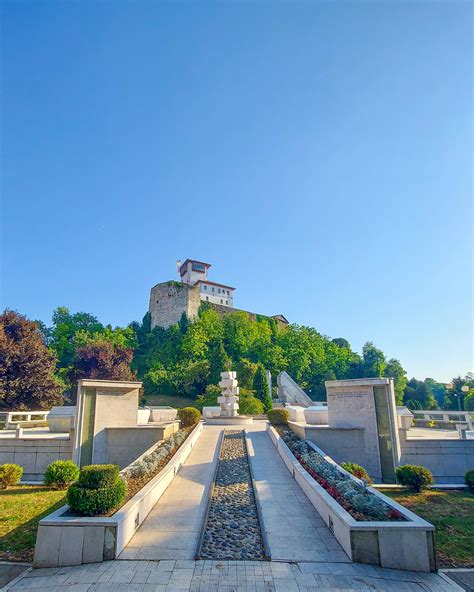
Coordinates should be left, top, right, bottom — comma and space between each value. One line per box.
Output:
1, 306, 473, 410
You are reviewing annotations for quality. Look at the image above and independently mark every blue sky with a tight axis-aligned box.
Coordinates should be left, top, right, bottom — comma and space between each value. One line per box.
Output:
1, 1, 472, 382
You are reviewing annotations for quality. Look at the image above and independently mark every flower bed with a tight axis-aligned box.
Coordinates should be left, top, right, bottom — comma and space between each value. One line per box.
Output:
280, 430, 404, 522
121, 427, 193, 504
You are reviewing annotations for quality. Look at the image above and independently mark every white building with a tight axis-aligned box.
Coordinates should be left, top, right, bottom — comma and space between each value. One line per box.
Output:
178, 259, 235, 307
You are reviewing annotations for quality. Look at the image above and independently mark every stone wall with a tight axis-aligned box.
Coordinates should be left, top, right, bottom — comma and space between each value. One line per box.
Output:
149, 281, 201, 329
0, 436, 73, 481
400, 436, 474, 484
105, 423, 180, 469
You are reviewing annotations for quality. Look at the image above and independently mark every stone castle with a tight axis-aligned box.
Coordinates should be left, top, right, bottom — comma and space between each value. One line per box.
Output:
148, 258, 289, 329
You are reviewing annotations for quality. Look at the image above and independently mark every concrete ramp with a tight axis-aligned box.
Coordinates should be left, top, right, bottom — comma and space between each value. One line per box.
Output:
277, 371, 314, 407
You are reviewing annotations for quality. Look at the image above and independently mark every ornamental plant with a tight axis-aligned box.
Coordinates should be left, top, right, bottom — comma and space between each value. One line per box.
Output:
124, 429, 189, 480
341, 462, 372, 484
280, 430, 402, 522
464, 469, 474, 492
67, 464, 126, 516
396, 465, 433, 492
267, 409, 289, 426
44, 460, 79, 489
177, 407, 201, 427
0, 463, 23, 489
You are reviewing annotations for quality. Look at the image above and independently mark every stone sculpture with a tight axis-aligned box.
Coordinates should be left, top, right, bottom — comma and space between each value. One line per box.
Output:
218, 371, 239, 417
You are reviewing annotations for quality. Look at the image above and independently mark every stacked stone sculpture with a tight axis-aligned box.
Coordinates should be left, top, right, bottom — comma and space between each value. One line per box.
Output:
218, 371, 239, 417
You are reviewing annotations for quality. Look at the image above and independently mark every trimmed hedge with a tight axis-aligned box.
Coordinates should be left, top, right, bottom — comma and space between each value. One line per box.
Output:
267, 408, 289, 426
396, 464, 433, 492
44, 460, 79, 489
0, 463, 23, 489
177, 407, 201, 427
465, 469, 474, 492
77, 464, 119, 489
67, 464, 126, 516
67, 479, 126, 516
341, 462, 372, 484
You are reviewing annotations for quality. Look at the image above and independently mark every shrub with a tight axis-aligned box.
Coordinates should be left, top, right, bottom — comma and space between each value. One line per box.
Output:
44, 460, 79, 489
67, 464, 126, 516
77, 465, 119, 489
396, 464, 433, 492
239, 396, 264, 415
267, 408, 289, 426
67, 479, 126, 516
0, 463, 23, 489
465, 469, 474, 492
177, 407, 201, 427
341, 462, 372, 484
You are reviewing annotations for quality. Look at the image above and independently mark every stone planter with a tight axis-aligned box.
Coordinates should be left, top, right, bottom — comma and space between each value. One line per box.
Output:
145, 406, 178, 422
33, 422, 203, 568
266, 424, 437, 573
47, 406, 76, 433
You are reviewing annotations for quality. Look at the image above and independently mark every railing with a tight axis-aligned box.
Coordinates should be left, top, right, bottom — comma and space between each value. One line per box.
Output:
0, 411, 50, 429
412, 410, 473, 430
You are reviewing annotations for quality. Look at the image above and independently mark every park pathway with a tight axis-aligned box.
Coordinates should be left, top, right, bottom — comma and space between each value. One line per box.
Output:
246, 428, 350, 562
119, 425, 223, 560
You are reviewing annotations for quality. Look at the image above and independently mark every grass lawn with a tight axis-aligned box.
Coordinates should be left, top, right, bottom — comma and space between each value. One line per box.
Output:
142, 394, 196, 408
0, 486, 66, 562
383, 488, 474, 568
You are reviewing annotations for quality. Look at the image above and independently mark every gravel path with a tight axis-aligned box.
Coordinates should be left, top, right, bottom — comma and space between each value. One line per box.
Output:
199, 429, 264, 560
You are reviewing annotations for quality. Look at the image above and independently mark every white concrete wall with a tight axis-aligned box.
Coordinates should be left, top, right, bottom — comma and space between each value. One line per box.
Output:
400, 436, 474, 484
199, 283, 234, 307
0, 437, 73, 481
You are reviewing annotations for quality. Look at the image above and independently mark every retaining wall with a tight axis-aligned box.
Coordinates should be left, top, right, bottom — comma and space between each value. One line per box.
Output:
400, 436, 474, 484
0, 436, 72, 481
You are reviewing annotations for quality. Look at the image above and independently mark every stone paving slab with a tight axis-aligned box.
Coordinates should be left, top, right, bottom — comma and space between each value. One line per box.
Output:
121, 426, 223, 561
9, 559, 460, 591
246, 429, 350, 563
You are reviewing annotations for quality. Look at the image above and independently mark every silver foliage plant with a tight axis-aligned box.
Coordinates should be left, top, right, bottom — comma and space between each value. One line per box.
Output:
123, 429, 188, 480
281, 430, 392, 521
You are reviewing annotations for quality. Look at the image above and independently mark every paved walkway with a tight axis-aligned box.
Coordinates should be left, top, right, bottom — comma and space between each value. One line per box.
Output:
120, 426, 222, 561
246, 429, 349, 563
9, 559, 461, 591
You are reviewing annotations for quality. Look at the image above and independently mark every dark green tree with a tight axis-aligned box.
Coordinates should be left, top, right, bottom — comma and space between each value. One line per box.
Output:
253, 364, 272, 411
209, 340, 231, 384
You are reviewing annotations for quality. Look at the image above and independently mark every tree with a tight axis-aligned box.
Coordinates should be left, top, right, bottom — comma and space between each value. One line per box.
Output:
383, 359, 407, 405
331, 338, 351, 349
403, 378, 437, 410
69, 337, 136, 382
208, 340, 231, 384
361, 342, 386, 378
253, 364, 272, 411
0, 310, 65, 409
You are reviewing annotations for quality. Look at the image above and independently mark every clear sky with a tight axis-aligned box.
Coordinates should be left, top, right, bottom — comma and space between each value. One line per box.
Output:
1, 1, 472, 382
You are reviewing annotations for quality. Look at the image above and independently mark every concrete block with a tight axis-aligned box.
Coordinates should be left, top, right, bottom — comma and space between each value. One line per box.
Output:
33, 525, 62, 567
378, 529, 431, 572
351, 530, 380, 565
82, 526, 105, 563
58, 526, 84, 566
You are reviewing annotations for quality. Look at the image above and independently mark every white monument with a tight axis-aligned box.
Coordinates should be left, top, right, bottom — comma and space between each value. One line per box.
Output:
205, 370, 253, 424
218, 371, 240, 417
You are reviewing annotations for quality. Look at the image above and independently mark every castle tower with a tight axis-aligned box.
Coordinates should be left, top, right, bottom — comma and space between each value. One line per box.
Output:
149, 259, 236, 329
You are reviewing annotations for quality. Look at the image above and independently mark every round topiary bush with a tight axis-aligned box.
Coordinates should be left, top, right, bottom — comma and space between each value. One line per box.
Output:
396, 464, 433, 492
44, 460, 79, 489
465, 469, 474, 492
341, 462, 372, 484
239, 396, 264, 415
0, 463, 23, 489
177, 407, 201, 427
67, 464, 126, 516
77, 464, 119, 489
267, 408, 289, 426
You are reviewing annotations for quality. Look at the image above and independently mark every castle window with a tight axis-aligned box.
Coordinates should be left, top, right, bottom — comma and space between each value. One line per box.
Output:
225, 300, 228, 305
206, 296, 209, 301
220, 299, 223, 304
203, 285, 207, 290
212, 287, 215, 292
